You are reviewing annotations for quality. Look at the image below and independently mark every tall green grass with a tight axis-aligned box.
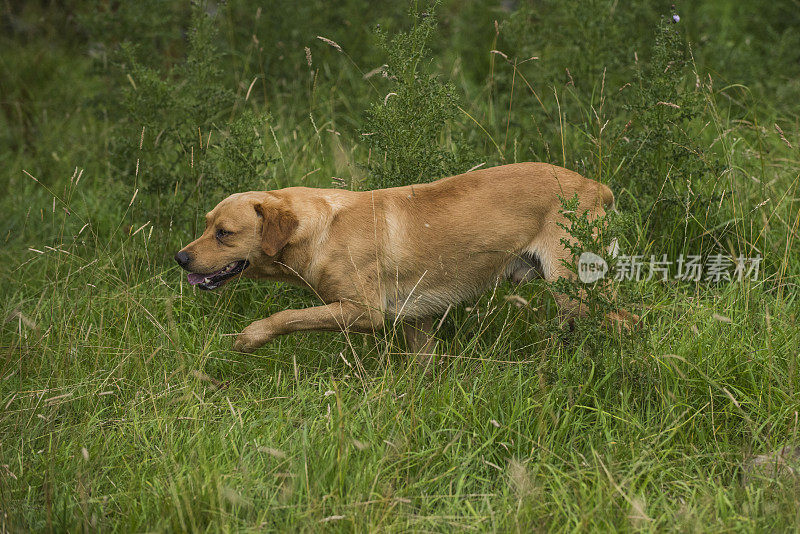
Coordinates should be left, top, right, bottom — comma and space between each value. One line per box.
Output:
1, 1, 799, 531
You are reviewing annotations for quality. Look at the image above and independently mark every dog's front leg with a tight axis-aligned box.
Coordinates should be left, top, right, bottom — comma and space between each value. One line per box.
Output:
233, 302, 383, 353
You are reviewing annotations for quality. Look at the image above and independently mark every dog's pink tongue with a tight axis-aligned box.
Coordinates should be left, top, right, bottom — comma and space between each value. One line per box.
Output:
187, 273, 206, 285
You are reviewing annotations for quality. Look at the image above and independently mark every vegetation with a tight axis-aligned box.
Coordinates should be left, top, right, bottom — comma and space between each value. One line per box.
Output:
1, 0, 798, 531
362, 3, 475, 189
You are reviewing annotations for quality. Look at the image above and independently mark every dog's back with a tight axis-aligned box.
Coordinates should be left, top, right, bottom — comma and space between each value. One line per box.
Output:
368, 163, 612, 317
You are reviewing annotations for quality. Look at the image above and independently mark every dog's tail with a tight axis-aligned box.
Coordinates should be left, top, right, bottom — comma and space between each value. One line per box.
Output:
599, 183, 619, 258
600, 183, 615, 211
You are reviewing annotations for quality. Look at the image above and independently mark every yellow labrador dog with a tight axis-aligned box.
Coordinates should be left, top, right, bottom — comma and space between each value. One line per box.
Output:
175, 163, 630, 353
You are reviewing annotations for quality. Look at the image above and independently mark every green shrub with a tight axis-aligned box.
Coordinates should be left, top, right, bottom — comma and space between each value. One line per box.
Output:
361, 2, 476, 189
611, 11, 726, 254
495, 0, 657, 166
111, 4, 273, 228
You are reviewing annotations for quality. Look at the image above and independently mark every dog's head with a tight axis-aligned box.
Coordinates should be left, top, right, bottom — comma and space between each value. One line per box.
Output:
174, 192, 298, 290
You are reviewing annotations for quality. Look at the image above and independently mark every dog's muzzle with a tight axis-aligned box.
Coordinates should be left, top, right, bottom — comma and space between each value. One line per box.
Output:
186, 260, 250, 290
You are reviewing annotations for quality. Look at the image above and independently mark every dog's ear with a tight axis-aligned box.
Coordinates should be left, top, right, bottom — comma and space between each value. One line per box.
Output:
254, 202, 299, 256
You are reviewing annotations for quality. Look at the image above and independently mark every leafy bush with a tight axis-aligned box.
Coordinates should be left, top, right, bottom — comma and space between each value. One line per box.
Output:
611, 11, 725, 253
494, 0, 658, 166
111, 5, 273, 227
361, 3, 476, 189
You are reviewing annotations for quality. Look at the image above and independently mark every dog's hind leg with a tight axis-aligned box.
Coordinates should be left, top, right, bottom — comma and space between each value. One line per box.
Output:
534, 230, 638, 331
234, 301, 383, 353
401, 316, 439, 372
402, 317, 436, 353
541, 245, 586, 325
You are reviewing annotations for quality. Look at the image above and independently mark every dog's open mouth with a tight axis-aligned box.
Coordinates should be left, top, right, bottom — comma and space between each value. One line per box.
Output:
187, 260, 249, 290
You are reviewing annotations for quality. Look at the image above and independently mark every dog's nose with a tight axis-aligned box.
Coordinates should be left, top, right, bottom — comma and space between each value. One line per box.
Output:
174, 250, 192, 268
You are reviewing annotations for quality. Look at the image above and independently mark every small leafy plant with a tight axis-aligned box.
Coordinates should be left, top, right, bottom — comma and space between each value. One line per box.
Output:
548, 194, 638, 351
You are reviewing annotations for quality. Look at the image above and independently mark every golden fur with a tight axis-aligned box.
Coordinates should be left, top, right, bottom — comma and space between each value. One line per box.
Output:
176, 162, 629, 353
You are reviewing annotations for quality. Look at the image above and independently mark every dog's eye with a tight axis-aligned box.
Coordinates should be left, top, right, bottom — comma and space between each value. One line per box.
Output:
216, 228, 231, 240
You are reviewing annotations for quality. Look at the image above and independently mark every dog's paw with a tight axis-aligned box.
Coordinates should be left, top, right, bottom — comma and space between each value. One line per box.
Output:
232, 335, 257, 353
605, 309, 641, 333
233, 320, 275, 353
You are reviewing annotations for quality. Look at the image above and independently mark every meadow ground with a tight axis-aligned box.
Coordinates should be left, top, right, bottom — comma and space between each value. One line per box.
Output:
1, 1, 799, 531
